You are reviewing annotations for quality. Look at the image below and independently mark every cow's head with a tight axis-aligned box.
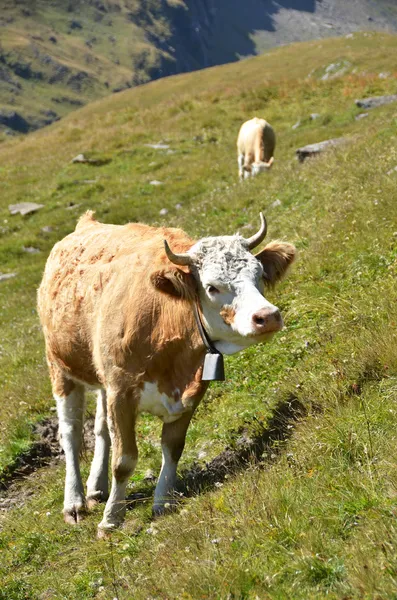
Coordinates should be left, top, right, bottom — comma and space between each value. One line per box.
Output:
245, 156, 274, 178
157, 214, 295, 355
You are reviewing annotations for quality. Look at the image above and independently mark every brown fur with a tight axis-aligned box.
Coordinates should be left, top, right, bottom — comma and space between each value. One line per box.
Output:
256, 241, 296, 287
38, 212, 207, 400
220, 305, 236, 325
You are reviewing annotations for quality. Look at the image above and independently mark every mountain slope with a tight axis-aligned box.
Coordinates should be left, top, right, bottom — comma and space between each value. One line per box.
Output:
0, 0, 396, 136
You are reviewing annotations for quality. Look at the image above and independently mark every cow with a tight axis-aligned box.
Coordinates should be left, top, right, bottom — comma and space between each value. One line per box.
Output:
237, 117, 276, 180
37, 210, 295, 535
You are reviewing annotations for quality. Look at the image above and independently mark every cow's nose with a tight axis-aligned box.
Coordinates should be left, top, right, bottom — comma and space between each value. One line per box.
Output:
252, 308, 283, 334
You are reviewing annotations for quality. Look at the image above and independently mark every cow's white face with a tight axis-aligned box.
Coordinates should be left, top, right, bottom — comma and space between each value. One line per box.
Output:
189, 236, 284, 355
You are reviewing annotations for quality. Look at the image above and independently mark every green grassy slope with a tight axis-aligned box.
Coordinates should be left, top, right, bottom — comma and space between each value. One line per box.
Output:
0, 32, 397, 599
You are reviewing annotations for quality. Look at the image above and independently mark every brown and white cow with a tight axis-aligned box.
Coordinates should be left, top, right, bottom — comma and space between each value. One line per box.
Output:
237, 117, 276, 180
37, 211, 295, 534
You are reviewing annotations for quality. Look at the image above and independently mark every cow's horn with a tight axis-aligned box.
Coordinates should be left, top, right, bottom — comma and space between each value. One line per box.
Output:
164, 240, 193, 266
244, 212, 267, 250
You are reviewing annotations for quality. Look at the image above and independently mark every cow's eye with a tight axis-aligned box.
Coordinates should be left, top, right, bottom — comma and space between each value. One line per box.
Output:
207, 285, 219, 294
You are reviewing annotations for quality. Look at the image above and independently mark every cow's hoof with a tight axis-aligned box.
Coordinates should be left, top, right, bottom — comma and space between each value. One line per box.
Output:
63, 504, 87, 524
87, 491, 108, 509
152, 501, 177, 518
97, 520, 119, 539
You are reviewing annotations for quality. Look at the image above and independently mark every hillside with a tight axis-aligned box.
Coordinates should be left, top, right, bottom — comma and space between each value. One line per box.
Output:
0, 32, 397, 599
1, 0, 397, 136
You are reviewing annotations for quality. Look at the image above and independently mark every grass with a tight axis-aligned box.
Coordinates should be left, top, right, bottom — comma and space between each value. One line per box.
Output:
0, 31, 397, 599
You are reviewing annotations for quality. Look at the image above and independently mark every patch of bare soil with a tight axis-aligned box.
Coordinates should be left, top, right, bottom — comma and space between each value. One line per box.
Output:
0, 416, 95, 516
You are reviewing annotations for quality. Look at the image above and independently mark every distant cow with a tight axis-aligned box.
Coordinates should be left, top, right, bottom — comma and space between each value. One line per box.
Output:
37, 211, 295, 535
237, 117, 276, 180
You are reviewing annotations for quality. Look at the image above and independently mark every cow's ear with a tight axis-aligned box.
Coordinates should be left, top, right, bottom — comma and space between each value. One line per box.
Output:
255, 241, 296, 287
150, 268, 197, 299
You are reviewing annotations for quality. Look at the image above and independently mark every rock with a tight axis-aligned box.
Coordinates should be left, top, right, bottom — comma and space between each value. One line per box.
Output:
270, 199, 282, 208
378, 72, 390, 79
41, 226, 53, 233
0, 273, 16, 282
72, 153, 88, 163
145, 143, 170, 150
387, 166, 397, 176
159, 208, 168, 216
175, 203, 182, 210
71, 154, 110, 166
296, 137, 349, 163
292, 120, 301, 130
355, 113, 369, 120
23, 246, 41, 254
310, 113, 320, 120
9, 202, 44, 216
355, 95, 397, 110
150, 180, 163, 186
321, 60, 350, 81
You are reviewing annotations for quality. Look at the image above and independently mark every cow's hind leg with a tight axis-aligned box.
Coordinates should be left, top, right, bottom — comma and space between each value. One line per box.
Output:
52, 373, 86, 524
86, 389, 110, 508
98, 389, 138, 535
153, 412, 194, 515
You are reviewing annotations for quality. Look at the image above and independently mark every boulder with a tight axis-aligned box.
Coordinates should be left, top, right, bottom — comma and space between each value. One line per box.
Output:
355, 95, 397, 110
9, 202, 44, 216
296, 138, 349, 163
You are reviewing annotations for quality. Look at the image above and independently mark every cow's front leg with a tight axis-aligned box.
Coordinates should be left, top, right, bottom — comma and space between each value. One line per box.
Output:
153, 411, 194, 515
87, 389, 111, 508
98, 389, 137, 535
238, 153, 245, 181
54, 380, 86, 524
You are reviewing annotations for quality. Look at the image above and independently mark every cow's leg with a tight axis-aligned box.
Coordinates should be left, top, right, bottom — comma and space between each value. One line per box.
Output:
153, 411, 194, 515
98, 389, 137, 534
86, 389, 111, 508
53, 376, 86, 524
238, 153, 245, 180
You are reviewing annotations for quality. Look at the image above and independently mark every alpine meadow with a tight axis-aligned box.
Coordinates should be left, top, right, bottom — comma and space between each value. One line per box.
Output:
1, 31, 397, 600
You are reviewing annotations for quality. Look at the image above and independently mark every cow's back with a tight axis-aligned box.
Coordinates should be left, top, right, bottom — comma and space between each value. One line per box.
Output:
237, 118, 275, 162
38, 211, 195, 386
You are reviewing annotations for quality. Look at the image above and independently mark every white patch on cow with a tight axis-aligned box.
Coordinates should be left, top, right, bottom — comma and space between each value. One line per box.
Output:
232, 280, 279, 336
153, 445, 177, 512
237, 153, 245, 180
86, 389, 110, 503
138, 382, 187, 423
55, 388, 86, 514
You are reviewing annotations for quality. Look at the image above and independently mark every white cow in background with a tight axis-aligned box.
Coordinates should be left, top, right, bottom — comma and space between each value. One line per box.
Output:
237, 117, 275, 180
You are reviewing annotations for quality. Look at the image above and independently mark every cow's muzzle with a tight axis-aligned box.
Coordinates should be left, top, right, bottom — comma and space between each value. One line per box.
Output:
251, 307, 283, 334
